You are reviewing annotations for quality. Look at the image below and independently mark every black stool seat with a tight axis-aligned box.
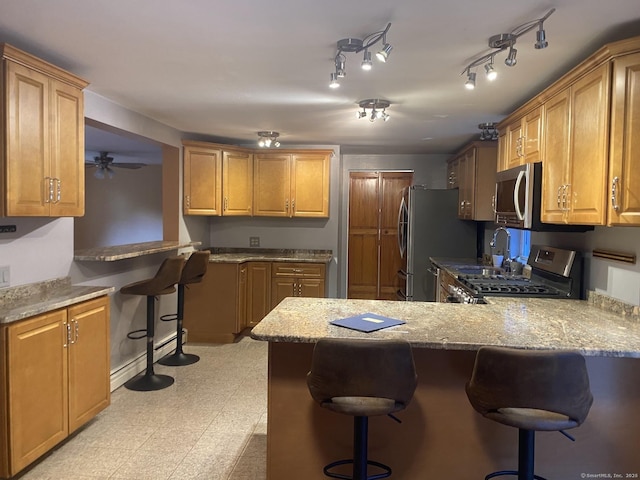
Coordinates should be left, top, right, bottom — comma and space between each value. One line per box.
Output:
159, 250, 210, 366
466, 346, 593, 480
307, 338, 417, 480
120, 256, 185, 391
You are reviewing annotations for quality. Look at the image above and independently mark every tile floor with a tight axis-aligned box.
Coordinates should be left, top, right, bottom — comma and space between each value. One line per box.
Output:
16, 337, 268, 480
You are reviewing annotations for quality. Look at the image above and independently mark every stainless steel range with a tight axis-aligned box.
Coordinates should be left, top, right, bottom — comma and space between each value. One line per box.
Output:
451, 245, 582, 303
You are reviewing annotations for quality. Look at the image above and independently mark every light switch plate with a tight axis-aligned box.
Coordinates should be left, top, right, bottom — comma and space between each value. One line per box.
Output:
0, 265, 10, 288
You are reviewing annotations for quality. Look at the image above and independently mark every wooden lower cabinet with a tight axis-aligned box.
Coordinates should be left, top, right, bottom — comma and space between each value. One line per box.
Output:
271, 263, 326, 307
246, 262, 272, 328
0, 296, 110, 478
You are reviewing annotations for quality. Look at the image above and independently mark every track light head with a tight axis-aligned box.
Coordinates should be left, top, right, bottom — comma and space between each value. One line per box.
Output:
485, 62, 497, 81
535, 27, 548, 49
356, 99, 391, 123
505, 46, 518, 67
329, 72, 340, 88
376, 43, 393, 62
257, 131, 281, 148
465, 71, 476, 90
361, 50, 373, 71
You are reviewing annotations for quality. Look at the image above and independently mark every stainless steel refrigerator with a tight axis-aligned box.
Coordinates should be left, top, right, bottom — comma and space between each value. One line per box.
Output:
397, 186, 478, 301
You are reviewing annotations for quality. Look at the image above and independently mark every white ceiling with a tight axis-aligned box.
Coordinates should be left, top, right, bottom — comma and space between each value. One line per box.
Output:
2, 0, 639, 156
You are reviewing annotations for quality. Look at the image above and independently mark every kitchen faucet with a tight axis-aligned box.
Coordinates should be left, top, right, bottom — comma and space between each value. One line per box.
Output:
490, 226, 511, 263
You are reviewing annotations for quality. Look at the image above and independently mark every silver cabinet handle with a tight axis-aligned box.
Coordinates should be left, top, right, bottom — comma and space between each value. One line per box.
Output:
563, 184, 571, 212
54, 178, 61, 203
224, 197, 228, 211
611, 176, 620, 211
291, 199, 295, 212
74, 319, 79, 343
63, 321, 69, 348
185, 195, 191, 208
44, 177, 53, 203
556, 185, 562, 208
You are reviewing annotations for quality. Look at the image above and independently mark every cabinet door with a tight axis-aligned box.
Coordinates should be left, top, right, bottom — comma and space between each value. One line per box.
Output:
608, 52, 640, 226
5, 61, 50, 216
271, 277, 296, 308
246, 262, 272, 327
541, 89, 571, 223
299, 278, 325, 298
568, 63, 610, 225
67, 297, 110, 434
7, 310, 68, 474
183, 145, 222, 215
49, 79, 85, 217
222, 150, 253, 216
253, 153, 291, 216
523, 107, 542, 163
291, 153, 330, 217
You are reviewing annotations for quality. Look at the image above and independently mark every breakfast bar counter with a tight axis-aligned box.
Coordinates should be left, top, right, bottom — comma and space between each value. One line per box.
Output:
251, 296, 640, 479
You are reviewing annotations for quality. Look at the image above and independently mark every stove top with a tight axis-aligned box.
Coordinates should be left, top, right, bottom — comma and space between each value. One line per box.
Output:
457, 274, 563, 297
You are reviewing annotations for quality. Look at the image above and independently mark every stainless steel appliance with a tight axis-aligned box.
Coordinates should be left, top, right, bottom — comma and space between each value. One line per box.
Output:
450, 245, 583, 302
397, 186, 478, 301
495, 162, 592, 232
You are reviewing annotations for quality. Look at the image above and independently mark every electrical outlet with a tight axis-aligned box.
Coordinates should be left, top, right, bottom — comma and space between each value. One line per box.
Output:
0, 266, 10, 288
249, 236, 260, 247
0, 225, 17, 233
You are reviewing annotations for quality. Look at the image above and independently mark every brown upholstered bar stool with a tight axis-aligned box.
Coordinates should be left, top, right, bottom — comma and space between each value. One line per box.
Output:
466, 346, 593, 480
159, 250, 210, 366
307, 338, 417, 480
120, 256, 185, 391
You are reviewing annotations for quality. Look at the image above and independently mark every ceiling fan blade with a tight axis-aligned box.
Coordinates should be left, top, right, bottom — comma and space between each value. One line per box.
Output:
111, 163, 147, 169
84, 163, 98, 168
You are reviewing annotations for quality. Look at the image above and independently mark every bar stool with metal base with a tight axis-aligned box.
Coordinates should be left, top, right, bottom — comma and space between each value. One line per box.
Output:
466, 346, 593, 480
120, 256, 185, 391
307, 338, 417, 480
159, 250, 210, 366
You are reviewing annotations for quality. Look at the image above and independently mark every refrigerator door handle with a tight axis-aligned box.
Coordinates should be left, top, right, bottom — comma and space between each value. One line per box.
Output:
397, 196, 408, 258
396, 289, 408, 301
397, 269, 408, 280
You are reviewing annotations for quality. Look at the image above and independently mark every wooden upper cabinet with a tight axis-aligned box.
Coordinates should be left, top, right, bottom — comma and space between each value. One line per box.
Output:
497, 106, 542, 172
450, 142, 497, 221
291, 152, 330, 217
222, 149, 253, 216
1, 44, 88, 217
253, 153, 291, 217
541, 63, 610, 225
608, 52, 640, 226
183, 142, 222, 215
254, 150, 331, 217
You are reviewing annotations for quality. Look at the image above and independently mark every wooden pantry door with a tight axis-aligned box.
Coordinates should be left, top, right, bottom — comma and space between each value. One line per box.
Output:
347, 171, 413, 300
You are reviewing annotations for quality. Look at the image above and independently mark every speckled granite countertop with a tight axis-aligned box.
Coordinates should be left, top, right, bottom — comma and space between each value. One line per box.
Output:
250, 296, 640, 358
205, 248, 333, 264
74, 240, 201, 261
0, 278, 114, 324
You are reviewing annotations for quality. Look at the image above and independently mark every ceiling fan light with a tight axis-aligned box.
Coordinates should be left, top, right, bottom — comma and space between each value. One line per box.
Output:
94, 168, 105, 180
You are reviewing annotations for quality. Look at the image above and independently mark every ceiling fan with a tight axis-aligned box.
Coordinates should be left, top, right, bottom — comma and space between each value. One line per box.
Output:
85, 151, 147, 179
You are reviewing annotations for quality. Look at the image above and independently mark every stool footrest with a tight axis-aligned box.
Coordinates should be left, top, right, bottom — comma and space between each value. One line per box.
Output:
485, 471, 546, 480
160, 313, 178, 322
127, 329, 148, 340
324, 459, 391, 480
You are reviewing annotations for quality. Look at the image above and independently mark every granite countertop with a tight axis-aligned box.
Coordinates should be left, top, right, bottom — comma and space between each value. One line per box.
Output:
74, 240, 201, 261
0, 277, 114, 324
250, 296, 640, 358
205, 248, 333, 264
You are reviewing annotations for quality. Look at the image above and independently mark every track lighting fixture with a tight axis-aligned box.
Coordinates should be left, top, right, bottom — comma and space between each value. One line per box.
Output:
328, 23, 392, 87
257, 131, 281, 148
461, 8, 555, 89
465, 70, 476, 90
356, 99, 391, 123
478, 122, 499, 141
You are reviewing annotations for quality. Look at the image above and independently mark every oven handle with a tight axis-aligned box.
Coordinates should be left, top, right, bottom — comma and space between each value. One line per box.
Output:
514, 170, 525, 221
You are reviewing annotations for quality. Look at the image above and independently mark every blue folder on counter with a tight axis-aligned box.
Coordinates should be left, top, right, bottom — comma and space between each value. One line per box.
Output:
330, 313, 406, 333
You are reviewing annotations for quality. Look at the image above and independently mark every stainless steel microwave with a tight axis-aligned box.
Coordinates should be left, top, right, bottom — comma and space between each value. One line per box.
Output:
494, 162, 592, 232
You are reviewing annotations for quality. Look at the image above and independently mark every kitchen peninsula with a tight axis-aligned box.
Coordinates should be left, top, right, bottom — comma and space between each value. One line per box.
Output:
251, 296, 640, 479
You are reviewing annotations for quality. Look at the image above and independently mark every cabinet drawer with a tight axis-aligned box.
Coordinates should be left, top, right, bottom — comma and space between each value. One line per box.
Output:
272, 262, 325, 278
